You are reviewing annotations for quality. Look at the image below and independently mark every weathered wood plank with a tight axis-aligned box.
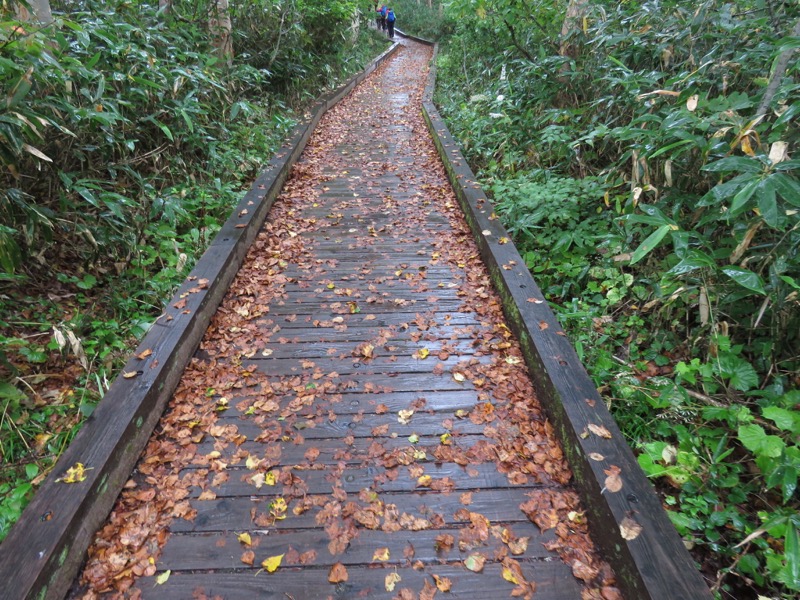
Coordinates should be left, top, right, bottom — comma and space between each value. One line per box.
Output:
132, 562, 581, 599
172, 487, 546, 533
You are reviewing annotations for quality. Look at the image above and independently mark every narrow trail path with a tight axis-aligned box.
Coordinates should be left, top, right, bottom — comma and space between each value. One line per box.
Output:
74, 39, 620, 600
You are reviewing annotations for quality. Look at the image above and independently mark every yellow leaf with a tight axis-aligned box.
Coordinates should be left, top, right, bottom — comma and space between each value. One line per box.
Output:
385, 572, 402, 591
408, 433, 419, 444
57, 462, 91, 484
237, 532, 252, 546
413, 449, 427, 460
245, 454, 261, 470
327, 283, 335, 289
265, 470, 278, 486
440, 432, 452, 446
502, 565, 519, 584
416, 348, 430, 359
417, 475, 432, 487
373, 547, 390, 561
433, 574, 452, 592
135, 348, 153, 360
261, 553, 284, 573
122, 371, 138, 379
155, 570, 171, 585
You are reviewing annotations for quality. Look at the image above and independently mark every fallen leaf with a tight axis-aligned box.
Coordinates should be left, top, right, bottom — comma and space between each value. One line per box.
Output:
452, 372, 465, 382
135, 349, 153, 360
122, 371, 138, 379
433, 574, 452, 592
56, 462, 91, 484
587, 423, 612, 439
328, 562, 348, 583
464, 554, 486, 573
507, 536, 529, 555
155, 570, 171, 585
398, 409, 414, 424
620, 516, 643, 540
385, 572, 402, 592
261, 553, 284, 573
417, 475, 432, 487
502, 565, 519, 584
237, 532, 252, 546
367, 546, 389, 562
241, 550, 255, 565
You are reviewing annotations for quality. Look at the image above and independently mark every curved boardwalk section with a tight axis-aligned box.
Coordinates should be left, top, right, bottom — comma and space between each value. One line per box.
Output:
73, 40, 619, 599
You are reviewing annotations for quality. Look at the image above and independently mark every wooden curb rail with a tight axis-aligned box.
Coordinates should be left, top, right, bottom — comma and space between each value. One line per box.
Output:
412, 34, 713, 600
0, 42, 401, 600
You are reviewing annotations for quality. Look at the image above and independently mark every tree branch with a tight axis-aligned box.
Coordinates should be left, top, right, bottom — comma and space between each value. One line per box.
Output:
756, 18, 800, 118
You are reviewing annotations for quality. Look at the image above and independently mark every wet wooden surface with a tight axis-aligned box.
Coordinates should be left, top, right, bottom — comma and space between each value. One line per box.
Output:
71, 38, 618, 600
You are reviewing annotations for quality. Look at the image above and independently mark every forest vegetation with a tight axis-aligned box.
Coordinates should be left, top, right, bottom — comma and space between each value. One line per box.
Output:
1, 0, 799, 599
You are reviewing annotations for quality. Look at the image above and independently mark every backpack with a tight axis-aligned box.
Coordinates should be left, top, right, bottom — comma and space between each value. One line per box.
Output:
387, 11, 395, 22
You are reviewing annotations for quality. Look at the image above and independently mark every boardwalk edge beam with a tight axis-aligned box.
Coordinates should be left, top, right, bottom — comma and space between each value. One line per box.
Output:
417, 38, 712, 600
0, 42, 401, 600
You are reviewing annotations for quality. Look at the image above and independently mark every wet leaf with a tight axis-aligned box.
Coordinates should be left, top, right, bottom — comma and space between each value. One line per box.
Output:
135, 349, 153, 360
434, 574, 452, 592
122, 371, 138, 379
587, 423, 612, 439
237, 532, 252, 546
398, 409, 414, 424
241, 550, 255, 565
373, 547, 390, 561
261, 553, 284, 573
408, 433, 419, 444
502, 565, 519, 584
328, 562, 348, 583
464, 554, 486, 573
155, 570, 171, 585
620, 516, 643, 540
56, 462, 91, 484
385, 572, 402, 591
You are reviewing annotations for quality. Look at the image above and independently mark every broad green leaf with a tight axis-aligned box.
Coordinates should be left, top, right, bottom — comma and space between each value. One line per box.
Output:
784, 521, 799, 589
630, 225, 671, 264
721, 266, 766, 295
756, 177, 779, 228
718, 355, 759, 391
729, 179, 758, 216
738, 424, 785, 458
702, 156, 763, 174
771, 173, 800, 207
762, 407, 799, 433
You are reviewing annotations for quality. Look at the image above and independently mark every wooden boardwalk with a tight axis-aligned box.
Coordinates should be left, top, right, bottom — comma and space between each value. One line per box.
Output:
71, 40, 609, 599
0, 36, 712, 600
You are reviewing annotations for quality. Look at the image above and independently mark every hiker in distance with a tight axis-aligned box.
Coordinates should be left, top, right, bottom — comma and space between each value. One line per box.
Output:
386, 7, 396, 38
377, 4, 387, 31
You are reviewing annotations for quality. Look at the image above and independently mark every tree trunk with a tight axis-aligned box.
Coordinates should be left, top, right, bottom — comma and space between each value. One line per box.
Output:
209, 0, 234, 67
16, 0, 54, 26
559, 0, 588, 59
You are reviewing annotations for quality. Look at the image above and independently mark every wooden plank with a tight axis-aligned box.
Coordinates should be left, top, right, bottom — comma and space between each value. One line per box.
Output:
421, 58, 712, 600
184, 462, 556, 499
131, 561, 581, 599
201, 411, 489, 441
0, 42, 405, 600
193, 432, 492, 463
172, 486, 564, 532
156, 524, 560, 571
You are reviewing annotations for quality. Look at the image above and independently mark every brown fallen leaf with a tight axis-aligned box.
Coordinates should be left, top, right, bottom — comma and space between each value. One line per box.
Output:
135, 349, 152, 360
464, 553, 485, 573
620, 516, 643, 540
433, 574, 452, 592
241, 550, 255, 566
588, 423, 613, 439
328, 562, 348, 583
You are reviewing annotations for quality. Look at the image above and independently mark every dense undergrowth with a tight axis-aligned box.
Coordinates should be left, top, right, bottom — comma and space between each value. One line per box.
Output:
0, 0, 387, 541
399, 0, 799, 598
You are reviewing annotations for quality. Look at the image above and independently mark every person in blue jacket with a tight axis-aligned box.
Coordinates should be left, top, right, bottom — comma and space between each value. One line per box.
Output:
378, 4, 387, 31
386, 7, 396, 38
